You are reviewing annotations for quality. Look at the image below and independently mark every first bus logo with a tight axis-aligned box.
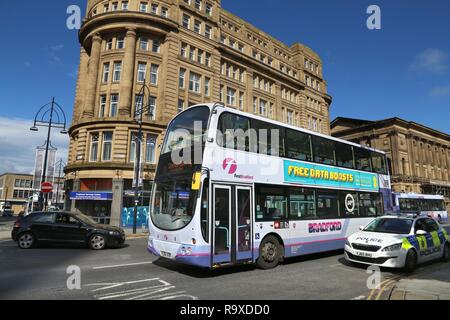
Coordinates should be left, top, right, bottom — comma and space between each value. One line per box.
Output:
222, 158, 238, 175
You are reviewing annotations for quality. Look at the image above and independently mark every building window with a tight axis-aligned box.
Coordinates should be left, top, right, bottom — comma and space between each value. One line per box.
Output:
104, 4, 109, 12
106, 39, 113, 50
205, 77, 210, 96
178, 99, 185, 113
189, 72, 201, 93
110, 94, 119, 117
145, 135, 157, 164
161, 7, 168, 17
90, 133, 99, 162
122, 1, 128, 10
253, 97, 257, 113
205, 53, 211, 67
102, 132, 113, 161
194, 20, 201, 34
239, 92, 244, 110
205, 25, 212, 39
112, 2, 119, 11
227, 88, 236, 106
137, 62, 146, 83
151, 3, 158, 14
152, 39, 161, 53
287, 110, 294, 125
99, 95, 107, 117
148, 96, 156, 120
259, 99, 267, 116
116, 37, 125, 49
220, 85, 224, 102
135, 94, 144, 114
205, 2, 212, 16
195, 0, 202, 10
197, 49, 203, 64
140, 2, 148, 12
150, 64, 159, 85
189, 47, 195, 61
181, 43, 187, 57
182, 14, 190, 29
102, 63, 110, 83
140, 37, 148, 50
179, 68, 186, 88
113, 62, 122, 82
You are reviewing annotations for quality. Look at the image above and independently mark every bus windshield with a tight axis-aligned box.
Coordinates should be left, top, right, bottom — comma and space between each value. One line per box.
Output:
162, 106, 210, 154
151, 175, 198, 231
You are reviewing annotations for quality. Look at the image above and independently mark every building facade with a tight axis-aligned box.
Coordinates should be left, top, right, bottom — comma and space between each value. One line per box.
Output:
66, 0, 332, 226
0, 173, 66, 215
331, 117, 450, 211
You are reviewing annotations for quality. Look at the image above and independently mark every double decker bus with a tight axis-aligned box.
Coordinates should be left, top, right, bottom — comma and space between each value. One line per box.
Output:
148, 104, 392, 269
393, 193, 448, 223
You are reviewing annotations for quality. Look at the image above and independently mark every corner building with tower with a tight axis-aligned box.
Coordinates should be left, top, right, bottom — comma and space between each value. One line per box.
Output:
65, 0, 332, 226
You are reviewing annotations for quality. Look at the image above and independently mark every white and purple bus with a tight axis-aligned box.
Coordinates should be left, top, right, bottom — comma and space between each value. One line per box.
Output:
148, 104, 392, 269
393, 193, 448, 223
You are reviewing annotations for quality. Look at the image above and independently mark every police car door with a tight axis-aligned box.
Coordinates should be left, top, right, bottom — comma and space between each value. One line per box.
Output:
414, 219, 436, 263
424, 218, 444, 260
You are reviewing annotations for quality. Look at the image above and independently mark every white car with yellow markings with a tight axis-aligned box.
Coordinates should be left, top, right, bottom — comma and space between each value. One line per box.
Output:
345, 214, 449, 272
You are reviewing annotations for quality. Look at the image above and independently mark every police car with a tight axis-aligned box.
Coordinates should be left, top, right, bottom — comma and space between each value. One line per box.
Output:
345, 213, 449, 273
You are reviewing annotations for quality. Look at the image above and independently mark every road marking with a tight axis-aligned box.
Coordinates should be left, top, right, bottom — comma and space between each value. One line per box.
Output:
367, 275, 402, 300
351, 295, 366, 300
92, 261, 153, 270
86, 278, 161, 292
86, 278, 198, 300
375, 279, 397, 300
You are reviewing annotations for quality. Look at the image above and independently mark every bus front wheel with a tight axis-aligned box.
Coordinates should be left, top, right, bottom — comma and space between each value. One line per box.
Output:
257, 235, 282, 269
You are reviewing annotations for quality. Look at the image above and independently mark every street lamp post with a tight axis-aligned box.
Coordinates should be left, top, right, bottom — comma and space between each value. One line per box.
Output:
54, 159, 66, 210
132, 79, 154, 234
30, 98, 68, 212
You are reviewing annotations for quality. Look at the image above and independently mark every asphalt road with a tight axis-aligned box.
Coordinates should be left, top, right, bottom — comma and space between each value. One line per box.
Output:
1, 231, 449, 300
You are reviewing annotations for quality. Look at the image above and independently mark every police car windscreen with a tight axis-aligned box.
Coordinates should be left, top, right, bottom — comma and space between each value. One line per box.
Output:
364, 218, 413, 234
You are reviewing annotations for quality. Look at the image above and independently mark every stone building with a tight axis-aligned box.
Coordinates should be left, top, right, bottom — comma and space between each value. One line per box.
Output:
66, 0, 332, 226
331, 117, 450, 211
0, 173, 66, 215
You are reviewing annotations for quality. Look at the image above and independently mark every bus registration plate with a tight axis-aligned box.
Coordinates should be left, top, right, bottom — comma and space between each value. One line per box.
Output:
160, 251, 172, 258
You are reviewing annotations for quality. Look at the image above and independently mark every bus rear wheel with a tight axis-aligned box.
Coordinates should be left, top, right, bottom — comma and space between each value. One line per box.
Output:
257, 235, 282, 269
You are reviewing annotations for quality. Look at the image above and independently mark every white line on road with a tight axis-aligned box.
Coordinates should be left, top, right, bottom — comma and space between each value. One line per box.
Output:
92, 261, 153, 270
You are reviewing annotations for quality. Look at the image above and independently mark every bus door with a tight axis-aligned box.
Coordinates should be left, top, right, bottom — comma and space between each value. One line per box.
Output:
212, 185, 253, 265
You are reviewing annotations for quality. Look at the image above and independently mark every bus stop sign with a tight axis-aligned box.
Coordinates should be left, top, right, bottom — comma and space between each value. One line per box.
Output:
41, 182, 53, 194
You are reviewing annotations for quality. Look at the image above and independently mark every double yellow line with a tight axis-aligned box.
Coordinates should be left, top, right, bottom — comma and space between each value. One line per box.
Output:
367, 275, 403, 300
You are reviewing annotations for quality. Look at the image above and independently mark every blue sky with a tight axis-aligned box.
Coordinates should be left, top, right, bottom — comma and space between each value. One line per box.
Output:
0, 0, 449, 173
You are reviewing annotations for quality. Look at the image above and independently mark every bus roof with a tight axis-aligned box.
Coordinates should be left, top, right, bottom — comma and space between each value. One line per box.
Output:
182, 103, 387, 156
394, 193, 445, 200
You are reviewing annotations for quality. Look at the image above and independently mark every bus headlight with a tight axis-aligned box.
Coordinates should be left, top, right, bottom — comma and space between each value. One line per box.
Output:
382, 243, 402, 252
345, 240, 352, 248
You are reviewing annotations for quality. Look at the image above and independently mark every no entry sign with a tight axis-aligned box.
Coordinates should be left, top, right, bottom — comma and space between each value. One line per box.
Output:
41, 182, 53, 193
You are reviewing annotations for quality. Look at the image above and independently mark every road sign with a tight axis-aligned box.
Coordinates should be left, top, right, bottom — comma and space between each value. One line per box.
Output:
41, 182, 53, 193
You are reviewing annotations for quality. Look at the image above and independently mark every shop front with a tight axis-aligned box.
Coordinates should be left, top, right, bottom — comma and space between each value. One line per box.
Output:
70, 179, 113, 224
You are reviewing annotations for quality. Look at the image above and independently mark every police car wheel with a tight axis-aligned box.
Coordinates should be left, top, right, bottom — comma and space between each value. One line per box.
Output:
443, 243, 450, 262
257, 235, 282, 270
404, 250, 417, 273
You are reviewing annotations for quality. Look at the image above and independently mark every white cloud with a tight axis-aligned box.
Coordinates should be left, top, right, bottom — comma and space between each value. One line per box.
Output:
410, 48, 449, 73
0, 117, 69, 175
430, 84, 450, 98
45, 44, 65, 66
